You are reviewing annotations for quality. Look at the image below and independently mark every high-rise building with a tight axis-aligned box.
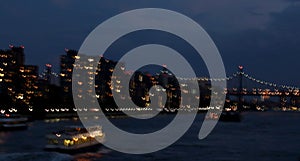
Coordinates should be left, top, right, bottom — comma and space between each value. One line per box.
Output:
0, 45, 38, 111
60, 48, 77, 103
18, 65, 38, 107
60, 49, 127, 109
33, 64, 62, 112
9, 44, 25, 66
0, 48, 17, 105
39, 63, 59, 85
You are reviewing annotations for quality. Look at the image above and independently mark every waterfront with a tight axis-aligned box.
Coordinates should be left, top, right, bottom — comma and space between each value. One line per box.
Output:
0, 112, 300, 161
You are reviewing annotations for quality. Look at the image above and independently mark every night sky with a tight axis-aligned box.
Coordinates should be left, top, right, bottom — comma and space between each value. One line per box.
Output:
1, 0, 300, 86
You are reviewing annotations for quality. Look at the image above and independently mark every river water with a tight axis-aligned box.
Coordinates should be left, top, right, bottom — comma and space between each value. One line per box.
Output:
0, 112, 300, 161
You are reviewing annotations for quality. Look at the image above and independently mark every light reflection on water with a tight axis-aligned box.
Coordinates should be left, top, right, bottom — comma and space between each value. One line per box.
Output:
0, 112, 299, 161
0, 132, 10, 145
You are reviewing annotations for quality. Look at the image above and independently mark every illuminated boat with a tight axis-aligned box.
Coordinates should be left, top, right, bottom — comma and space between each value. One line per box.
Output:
205, 110, 242, 122
45, 125, 105, 152
0, 114, 28, 130
205, 112, 220, 120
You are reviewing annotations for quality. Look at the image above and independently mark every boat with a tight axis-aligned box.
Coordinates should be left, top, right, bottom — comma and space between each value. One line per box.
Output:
219, 110, 242, 122
205, 111, 220, 120
0, 114, 28, 130
45, 125, 105, 153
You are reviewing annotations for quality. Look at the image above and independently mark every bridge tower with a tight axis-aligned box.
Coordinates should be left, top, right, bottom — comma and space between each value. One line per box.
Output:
238, 66, 244, 110
280, 95, 288, 110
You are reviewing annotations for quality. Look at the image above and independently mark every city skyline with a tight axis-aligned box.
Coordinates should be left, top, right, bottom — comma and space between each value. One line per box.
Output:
1, 2, 300, 160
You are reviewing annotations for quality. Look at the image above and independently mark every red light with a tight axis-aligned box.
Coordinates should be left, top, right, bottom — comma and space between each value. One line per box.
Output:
46, 64, 52, 68
64, 48, 69, 52
162, 64, 167, 68
5, 114, 10, 117
238, 66, 243, 70
9, 44, 14, 48
20, 45, 25, 49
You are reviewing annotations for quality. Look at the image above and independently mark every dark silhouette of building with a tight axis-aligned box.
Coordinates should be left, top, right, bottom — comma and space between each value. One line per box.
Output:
32, 64, 62, 114
0, 45, 38, 112
17, 65, 38, 108
60, 48, 77, 103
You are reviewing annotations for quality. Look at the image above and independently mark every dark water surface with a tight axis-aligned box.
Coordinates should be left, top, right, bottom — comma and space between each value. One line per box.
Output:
0, 112, 300, 161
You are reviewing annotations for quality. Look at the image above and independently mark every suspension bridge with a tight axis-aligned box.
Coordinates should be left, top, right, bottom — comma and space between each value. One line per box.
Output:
225, 66, 300, 111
